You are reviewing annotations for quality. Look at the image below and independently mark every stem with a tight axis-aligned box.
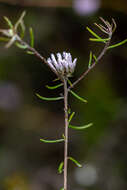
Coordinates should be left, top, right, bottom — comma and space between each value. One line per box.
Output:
63, 78, 69, 190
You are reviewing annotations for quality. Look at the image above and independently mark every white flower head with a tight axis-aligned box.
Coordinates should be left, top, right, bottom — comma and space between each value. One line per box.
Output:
47, 52, 77, 77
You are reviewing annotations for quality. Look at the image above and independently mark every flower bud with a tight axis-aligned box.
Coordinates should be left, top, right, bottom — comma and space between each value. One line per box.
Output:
47, 52, 77, 77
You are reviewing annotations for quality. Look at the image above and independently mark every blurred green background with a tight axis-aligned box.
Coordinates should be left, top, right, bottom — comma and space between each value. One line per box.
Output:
0, 0, 127, 190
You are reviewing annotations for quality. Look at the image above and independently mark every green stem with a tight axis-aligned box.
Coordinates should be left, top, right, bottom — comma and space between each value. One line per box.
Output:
63, 78, 69, 190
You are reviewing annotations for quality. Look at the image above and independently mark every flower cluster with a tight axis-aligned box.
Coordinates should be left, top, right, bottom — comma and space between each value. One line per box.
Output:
47, 52, 77, 78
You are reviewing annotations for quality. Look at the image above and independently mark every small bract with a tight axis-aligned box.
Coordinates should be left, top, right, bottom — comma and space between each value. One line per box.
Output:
47, 52, 77, 77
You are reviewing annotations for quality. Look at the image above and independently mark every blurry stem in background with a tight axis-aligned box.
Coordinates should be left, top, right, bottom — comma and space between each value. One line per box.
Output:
0, 0, 71, 7
63, 78, 69, 190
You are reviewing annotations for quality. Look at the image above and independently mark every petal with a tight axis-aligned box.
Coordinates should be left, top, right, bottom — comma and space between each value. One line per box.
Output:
69, 58, 77, 73
47, 57, 52, 64
51, 54, 59, 69
47, 58, 57, 72
62, 59, 69, 73
63, 52, 68, 59
57, 53, 63, 71
57, 53, 62, 62
73, 58, 77, 68
68, 61, 74, 72
68, 53, 72, 63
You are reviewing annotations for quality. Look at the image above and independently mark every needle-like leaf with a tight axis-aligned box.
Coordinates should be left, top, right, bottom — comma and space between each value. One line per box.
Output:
70, 90, 87, 103
68, 112, 75, 124
69, 123, 93, 130
15, 11, 26, 31
107, 39, 127, 49
40, 138, 64, 143
86, 26, 101, 39
67, 79, 73, 86
36, 93, 64, 101
26, 51, 34, 55
15, 42, 28, 49
89, 38, 110, 43
5, 35, 16, 48
52, 78, 60, 82
29, 27, 34, 47
88, 51, 92, 69
46, 83, 63, 90
19, 20, 25, 39
58, 161, 64, 174
93, 54, 97, 64
4, 16, 13, 29
0, 37, 9, 42
68, 157, 82, 168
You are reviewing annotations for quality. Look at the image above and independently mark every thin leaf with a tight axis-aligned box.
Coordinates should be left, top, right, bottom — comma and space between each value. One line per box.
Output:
5, 35, 16, 48
112, 18, 117, 33
86, 26, 101, 39
68, 112, 75, 124
89, 38, 110, 43
107, 39, 127, 50
26, 51, 35, 55
52, 78, 60, 82
15, 42, 28, 49
4, 16, 13, 28
0, 37, 9, 42
68, 157, 82, 168
58, 161, 64, 174
69, 123, 93, 130
67, 79, 73, 86
36, 93, 63, 101
88, 51, 92, 69
60, 188, 64, 190
93, 54, 97, 64
70, 90, 87, 103
68, 107, 71, 114
40, 138, 64, 143
46, 83, 63, 90
15, 11, 26, 31
94, 23, 108, 34
62, 134, 65, 140
29, 27, 34, 47
19, 20, 25, 38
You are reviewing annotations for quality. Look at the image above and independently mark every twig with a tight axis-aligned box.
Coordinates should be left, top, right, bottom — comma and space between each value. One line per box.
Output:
68, 37, 111, 90
68, 17, 116, 90
16, 36, 61, 78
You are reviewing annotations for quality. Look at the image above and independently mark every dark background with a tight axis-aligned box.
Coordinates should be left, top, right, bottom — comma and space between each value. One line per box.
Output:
0, 0, 127, 190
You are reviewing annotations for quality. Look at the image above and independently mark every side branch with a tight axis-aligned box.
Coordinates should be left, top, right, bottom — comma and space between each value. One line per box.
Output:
68, 17, 116, 90
68, 37, 111, 90
17, 38, 56, 72
17, 37, 62, 79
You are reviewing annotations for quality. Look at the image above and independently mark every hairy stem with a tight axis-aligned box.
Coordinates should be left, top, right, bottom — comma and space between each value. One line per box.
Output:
63, 78, 69, 190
